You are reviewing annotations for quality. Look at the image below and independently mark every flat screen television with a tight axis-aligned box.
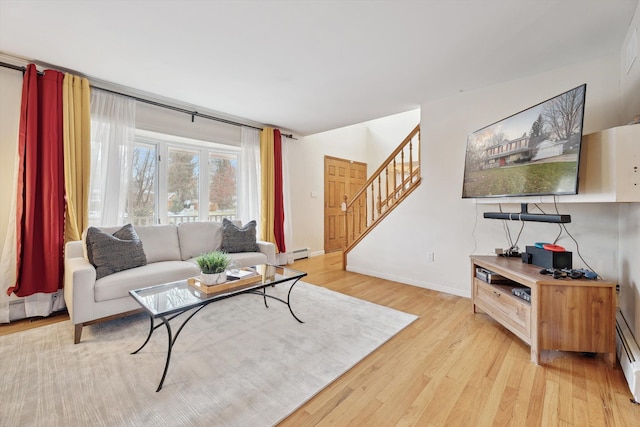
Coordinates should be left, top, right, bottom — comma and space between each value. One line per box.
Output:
462, 84, 586, 199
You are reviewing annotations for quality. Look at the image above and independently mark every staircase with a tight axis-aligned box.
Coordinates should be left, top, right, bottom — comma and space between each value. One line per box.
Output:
343, 124, 421, 268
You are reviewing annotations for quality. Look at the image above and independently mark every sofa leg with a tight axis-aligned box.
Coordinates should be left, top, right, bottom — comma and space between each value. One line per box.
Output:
74, 323, 83, 344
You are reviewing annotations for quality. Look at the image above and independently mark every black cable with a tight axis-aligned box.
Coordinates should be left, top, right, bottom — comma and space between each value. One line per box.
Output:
560, 223, 601, 279
552, 224, 563, 245
512, 221, 525, 252
533, 202, 563, 244
498, 203, 525, 254
551, 197, 601, 278
499, 204, 514, 248
471, 201, 479, 254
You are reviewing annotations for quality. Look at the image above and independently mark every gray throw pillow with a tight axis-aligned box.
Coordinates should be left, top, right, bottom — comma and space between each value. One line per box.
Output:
86, 224, 147, 280
220, 218, 259, 253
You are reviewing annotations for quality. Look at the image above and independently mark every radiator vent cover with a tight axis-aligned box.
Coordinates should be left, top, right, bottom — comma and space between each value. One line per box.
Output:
292, 248, 309, 260
616, 309, 640, 403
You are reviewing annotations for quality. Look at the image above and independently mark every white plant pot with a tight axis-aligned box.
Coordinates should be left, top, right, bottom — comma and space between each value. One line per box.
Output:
200, 271, 227, 285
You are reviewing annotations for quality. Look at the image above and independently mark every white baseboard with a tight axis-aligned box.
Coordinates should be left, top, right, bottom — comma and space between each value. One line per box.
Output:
345, 265, 470, 298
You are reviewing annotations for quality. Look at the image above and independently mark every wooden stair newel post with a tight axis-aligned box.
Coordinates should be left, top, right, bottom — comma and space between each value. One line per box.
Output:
342, 194, 349, 267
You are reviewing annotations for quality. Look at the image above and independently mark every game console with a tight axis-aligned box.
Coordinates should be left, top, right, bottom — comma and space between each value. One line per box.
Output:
475, 267, 515, 285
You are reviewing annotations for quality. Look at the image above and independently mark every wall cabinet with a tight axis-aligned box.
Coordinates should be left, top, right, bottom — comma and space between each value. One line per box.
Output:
471, 255, 616, 366
570, 123, 640, 202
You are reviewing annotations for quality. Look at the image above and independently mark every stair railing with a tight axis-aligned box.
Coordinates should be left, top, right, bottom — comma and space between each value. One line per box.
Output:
343, 124, 421, 267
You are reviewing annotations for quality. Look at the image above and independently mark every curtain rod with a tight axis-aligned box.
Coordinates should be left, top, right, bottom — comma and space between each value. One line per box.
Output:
0, 60, 297, 139
0, 60, 262, 131
93, 86, 264, 131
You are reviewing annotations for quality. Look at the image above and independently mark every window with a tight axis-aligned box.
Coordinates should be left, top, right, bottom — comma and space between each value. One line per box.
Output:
167, 147, 199, 222
208, 152, 237, 221
128, 141, 157, 226
127, 131, 239, 225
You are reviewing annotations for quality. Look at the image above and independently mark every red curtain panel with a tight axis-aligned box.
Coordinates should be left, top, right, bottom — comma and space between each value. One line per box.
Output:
273, 129, 286, 253
8, 64, 65, 297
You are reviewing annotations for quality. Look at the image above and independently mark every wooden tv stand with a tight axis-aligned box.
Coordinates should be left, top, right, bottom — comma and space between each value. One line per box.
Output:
471, 255, 616, 366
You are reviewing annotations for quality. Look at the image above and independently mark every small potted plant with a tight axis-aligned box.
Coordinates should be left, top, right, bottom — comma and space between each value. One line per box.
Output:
196, 251, 231, 285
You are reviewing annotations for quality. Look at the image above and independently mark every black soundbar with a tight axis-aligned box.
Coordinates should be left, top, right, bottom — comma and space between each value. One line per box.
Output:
483, 212, 571, 223
483, 203, 571, 223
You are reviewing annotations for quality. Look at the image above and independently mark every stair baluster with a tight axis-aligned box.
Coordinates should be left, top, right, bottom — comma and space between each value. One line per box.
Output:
343, 124, 421, 268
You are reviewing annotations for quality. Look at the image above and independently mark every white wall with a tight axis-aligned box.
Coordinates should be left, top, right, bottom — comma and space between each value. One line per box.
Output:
333, 54, 627, 299
287, 124, 368, 255
0, 67, 21, 259
361, 109, 421, 173
343, 7, 640, 341
136, 102, 242, 146
287, 109, 419, 255
618, 1, 640, 338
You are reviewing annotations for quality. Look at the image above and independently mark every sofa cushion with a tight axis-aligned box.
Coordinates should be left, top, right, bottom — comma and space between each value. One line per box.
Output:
135, 225, 181, 263
94, 261, 200, 302
177, 221, 223, 260
82, 225, 129, 261
85, 224, 147, 280
221, 218, 259, 253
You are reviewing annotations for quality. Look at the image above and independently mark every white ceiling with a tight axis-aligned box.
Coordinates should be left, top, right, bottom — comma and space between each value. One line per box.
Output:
0, 1, 637, 136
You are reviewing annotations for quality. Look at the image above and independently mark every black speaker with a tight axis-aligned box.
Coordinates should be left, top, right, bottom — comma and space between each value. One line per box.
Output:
524, 246, 572, 269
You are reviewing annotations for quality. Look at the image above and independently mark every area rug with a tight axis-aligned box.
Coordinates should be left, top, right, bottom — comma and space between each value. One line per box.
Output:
0, 282, 417, 427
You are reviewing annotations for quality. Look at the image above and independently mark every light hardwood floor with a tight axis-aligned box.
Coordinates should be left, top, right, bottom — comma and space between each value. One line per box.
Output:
278, 252, 640, 426
2, 252, 639, 426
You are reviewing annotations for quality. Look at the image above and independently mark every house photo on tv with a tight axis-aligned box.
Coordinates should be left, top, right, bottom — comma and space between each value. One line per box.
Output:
462, 84, 586, 198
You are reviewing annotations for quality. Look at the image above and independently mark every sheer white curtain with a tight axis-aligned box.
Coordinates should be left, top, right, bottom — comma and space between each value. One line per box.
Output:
237, 127, 294, 263
89, 90, 136, 226
238, 127, 261, 229
0, 151, 20, 322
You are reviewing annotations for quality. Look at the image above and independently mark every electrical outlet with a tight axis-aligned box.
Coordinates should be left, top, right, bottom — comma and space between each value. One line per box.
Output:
426, 252, 434, 262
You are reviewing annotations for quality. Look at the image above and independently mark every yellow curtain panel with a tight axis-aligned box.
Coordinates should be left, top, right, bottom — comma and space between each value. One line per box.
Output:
260, 127, 276, 246
62, 73, 91, 243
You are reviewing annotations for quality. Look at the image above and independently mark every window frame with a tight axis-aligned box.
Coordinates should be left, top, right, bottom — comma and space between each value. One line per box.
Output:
132, 130, 240, 225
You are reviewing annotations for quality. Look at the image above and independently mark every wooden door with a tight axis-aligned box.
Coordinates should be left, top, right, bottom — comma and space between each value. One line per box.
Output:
324, 156, 367, 253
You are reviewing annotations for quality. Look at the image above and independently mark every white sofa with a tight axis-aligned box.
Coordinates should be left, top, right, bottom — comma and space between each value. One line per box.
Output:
64, 221, 276, 343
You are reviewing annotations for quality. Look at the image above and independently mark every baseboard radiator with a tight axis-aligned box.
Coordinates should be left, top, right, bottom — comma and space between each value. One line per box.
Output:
292, 248, 309, 260
616, 309, 640, 403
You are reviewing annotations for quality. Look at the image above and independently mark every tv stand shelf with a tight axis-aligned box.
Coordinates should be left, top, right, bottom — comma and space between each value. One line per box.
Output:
471, 255, 616, 366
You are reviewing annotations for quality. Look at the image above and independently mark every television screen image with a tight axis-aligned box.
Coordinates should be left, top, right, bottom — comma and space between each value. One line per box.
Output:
462, 84, 586, 198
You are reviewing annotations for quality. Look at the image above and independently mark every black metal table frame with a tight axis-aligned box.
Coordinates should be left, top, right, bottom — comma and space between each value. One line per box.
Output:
130, 274, 305, 392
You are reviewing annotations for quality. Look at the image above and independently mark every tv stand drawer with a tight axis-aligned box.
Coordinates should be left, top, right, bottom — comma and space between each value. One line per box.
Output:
474, 278, 531, 343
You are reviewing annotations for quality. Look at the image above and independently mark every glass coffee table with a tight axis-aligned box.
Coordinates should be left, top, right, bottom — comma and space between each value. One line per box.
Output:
129, 264, 307, 391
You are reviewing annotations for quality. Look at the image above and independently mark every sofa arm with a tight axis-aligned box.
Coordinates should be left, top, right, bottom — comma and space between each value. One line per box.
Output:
65, 239, 85, 259
63, 242, 97, 326
256, 240, 277, 265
